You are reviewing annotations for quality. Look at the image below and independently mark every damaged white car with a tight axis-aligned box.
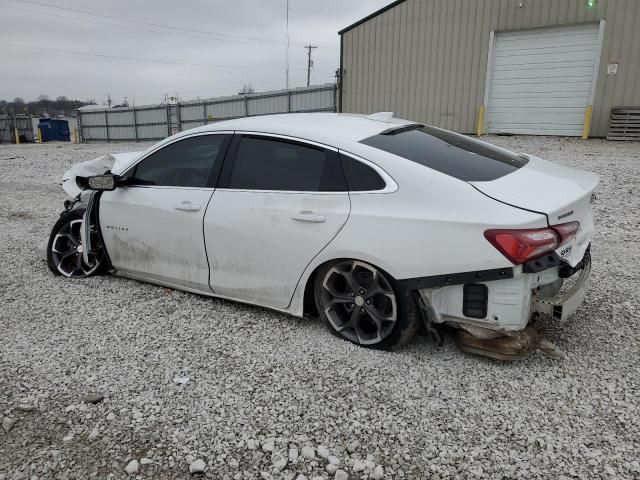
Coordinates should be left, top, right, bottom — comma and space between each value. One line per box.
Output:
47, 113, 598, 359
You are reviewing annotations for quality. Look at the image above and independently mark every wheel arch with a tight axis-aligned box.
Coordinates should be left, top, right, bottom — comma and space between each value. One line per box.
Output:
299, 255, 401, 319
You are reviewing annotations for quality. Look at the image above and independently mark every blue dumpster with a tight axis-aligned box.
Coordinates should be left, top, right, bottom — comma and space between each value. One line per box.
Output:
38, 118, 71, 142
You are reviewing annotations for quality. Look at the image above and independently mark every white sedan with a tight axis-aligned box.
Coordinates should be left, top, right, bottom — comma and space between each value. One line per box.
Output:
47, 113, 598, 359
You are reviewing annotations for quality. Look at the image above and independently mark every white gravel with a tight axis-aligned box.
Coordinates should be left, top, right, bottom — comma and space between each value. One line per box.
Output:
1, 136, 639, 479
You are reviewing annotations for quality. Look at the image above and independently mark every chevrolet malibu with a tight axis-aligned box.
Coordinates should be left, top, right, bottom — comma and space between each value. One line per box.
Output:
46, 113, 598, 359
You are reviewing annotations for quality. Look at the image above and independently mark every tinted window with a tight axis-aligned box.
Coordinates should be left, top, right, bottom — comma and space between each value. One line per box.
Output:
227, 136, 347, 191
132, 134, 227, 187
340, 154, 386, 191
361, 125, 528, 181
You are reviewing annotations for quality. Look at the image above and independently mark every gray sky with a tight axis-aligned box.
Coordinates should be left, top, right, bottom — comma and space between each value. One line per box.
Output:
0, 0, 393, 105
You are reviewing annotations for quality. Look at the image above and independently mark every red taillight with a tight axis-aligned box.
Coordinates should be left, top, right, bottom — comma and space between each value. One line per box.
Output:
552, 221, 580, 245
484, 222, 579, 265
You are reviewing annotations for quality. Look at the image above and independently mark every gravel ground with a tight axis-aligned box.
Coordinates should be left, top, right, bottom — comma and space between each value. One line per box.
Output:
1, 136, 639, 480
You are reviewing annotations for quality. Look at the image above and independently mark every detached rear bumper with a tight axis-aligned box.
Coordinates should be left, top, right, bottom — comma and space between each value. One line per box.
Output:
415, 248, 592, 333
532, 251, 591, 321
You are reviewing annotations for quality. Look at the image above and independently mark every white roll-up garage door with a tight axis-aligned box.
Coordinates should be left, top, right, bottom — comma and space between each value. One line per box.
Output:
486, 23, 602, 136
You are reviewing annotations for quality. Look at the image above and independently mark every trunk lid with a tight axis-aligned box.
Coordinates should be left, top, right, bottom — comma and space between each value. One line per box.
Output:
471, 155, 599, 267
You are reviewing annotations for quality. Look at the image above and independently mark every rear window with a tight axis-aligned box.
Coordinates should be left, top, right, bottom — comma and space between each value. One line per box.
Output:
360, 126, 528, 181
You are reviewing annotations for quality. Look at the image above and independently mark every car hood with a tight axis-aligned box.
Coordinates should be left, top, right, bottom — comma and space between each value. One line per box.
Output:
61, 151, 142, 197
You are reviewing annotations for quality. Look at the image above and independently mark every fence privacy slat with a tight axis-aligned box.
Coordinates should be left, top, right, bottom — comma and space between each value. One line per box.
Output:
78, 85, 337, 142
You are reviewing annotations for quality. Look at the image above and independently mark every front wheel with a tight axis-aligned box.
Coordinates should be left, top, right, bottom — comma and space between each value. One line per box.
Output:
314, 260, 420, 350
47, 208, 106, 278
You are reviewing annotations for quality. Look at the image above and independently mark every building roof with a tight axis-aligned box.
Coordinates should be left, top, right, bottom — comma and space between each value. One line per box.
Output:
338, 0, 407, 35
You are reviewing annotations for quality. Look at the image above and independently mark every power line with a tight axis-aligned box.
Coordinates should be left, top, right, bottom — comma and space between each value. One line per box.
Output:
0, 3, 273, 46
0, 42, 305, 71
7, 0, 336, 51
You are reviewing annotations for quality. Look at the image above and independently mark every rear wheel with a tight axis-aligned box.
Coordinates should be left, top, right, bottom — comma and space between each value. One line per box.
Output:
47, 208, 106, 278
314, 260, 420, 350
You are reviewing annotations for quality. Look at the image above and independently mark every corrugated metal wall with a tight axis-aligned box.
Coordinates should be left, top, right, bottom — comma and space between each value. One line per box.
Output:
340, 0, 640, 136
78, 85, 337, 142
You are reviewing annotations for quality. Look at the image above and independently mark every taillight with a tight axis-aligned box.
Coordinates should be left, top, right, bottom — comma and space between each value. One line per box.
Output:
552, 221, 580, 245
484, 222, 579, 265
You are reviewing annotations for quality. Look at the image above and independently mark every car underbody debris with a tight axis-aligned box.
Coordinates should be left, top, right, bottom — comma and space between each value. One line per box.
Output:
456, 325, 564, 361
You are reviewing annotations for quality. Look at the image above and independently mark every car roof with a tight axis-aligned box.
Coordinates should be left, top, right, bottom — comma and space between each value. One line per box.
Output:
183, 112, 418, 145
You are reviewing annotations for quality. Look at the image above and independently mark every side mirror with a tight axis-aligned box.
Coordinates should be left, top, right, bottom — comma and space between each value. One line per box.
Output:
85, 174, 119, 191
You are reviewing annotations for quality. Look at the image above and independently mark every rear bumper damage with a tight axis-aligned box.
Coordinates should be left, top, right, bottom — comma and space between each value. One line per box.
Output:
415, 248, 592, 359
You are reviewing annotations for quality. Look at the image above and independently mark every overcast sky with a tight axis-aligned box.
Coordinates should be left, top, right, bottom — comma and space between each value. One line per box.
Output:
0, 0, 393, 105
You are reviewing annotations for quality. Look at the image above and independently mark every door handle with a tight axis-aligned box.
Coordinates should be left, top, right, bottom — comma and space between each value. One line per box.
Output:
174, 201, 201, 212
292, 211, 326, 223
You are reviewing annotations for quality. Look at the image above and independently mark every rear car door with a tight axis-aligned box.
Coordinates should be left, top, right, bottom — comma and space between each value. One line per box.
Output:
204, 133, 350, 309
99, 133, 231, 291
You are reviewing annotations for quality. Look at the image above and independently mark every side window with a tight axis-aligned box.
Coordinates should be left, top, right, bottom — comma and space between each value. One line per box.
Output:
131, 134, 228, 188
226, 136, 346, 192
340, 154, 386, 191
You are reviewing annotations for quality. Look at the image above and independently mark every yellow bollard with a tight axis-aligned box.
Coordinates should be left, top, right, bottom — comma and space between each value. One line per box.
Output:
582, 105, 593, 140
14, 128, 20, 144
36, 127, 42, 144
476, 105, 486, 136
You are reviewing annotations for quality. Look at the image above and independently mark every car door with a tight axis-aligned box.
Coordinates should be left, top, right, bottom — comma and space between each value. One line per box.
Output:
99, 133, 231, 291
204, 133, 351, 309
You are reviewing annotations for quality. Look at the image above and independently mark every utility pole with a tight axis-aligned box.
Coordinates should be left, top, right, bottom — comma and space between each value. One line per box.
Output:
305, 44, 317, 87
285, 0, 290, 89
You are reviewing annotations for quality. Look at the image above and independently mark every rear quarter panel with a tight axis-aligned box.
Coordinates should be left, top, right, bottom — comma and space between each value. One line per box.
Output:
287, 144, 548, 315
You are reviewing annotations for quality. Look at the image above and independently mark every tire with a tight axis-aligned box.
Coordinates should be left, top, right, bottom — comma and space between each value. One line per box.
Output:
47, 208, 107, 278
314, 259, 421, 350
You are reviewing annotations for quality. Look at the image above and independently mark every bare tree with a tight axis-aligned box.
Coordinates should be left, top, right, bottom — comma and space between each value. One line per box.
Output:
238, 83, 255, 95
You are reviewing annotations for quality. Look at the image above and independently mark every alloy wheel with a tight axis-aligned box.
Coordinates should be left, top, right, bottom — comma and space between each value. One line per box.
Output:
320, 260, 397, 345
50, 219, 102, 278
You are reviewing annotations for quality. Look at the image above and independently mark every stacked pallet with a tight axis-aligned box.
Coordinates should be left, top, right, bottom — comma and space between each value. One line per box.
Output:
607, 107, 640, 141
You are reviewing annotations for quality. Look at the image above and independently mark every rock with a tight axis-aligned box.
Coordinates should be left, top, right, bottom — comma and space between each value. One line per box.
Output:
317, 445, 330, 459
247, 439, 259, 450
272, 452, 288, 472
326, 464, 338, 475
260, 473, 273, 480
335, 470, 349, 480
311, 477, 325, 480
352, 460, 366, 472
125, 460, 139, 475
223, 432, 236, 442
17, 402, 35, 412
364, 460, 375, 471
346, 440, 360, 454
62, 433, 74, 444
132, 410, 143, 420
328, 455, 340, 465
302, 446, 315, 460
64, 405, 75, 413
1, 417, 17, 433
289, 448, 299, 463
295, 476, 308, 480
189, 459, 206, 474
140, 458, 154, 465
372, 465, 384, 480
173, 376, 190, 385
87, 425, 99, 441
81, 393, 104, 404
262, 438, 275, 452
106, 412, 116, 421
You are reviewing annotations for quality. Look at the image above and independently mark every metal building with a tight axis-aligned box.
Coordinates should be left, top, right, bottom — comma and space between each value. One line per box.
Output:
339, 0, 640, 137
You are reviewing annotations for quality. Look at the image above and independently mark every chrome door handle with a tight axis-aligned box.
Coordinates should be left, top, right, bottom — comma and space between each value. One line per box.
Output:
292, 211, 326, 223
174, 201, 201, 212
